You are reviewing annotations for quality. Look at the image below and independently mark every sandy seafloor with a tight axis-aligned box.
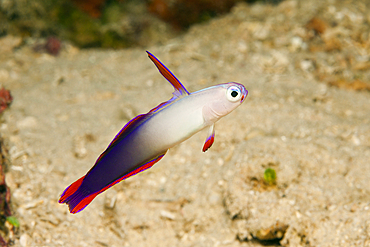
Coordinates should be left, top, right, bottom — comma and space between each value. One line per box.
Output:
0, 0, 370, 246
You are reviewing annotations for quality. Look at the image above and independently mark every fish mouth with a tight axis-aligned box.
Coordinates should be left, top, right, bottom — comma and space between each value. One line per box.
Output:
240, 89, 248, 103
231, 82, 247, 103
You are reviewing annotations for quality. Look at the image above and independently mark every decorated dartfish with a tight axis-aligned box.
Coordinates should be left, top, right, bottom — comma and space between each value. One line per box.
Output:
59, 51, 248, 213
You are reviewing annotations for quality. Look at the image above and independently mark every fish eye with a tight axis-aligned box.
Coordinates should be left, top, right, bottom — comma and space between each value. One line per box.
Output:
226, 86, 242, 102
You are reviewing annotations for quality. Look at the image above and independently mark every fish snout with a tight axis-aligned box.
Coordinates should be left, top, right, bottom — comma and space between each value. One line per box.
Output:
240, 88, 248, 103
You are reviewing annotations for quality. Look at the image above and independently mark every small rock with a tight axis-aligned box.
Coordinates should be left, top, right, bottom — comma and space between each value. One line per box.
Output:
255, 222, 289, 240
22, 200, 44, 209
290, 36, 303, 51
160, 210, 176, 220
73, 135, 87, 159
19, 233, 30, 247
300, 59, 315, 72
104, 190, 117, 209
306, 17, 328, 34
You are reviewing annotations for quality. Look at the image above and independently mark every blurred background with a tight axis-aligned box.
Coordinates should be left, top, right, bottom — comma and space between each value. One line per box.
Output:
1, 0, 368, 89
0, 0, 281, 48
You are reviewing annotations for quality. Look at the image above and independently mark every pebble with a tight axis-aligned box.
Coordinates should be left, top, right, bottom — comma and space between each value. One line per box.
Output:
160, 210, 176, 220
73, 135, 87, 158
20, 234, 30, 247
290, 36, 304, 51
300, 59, 315, 72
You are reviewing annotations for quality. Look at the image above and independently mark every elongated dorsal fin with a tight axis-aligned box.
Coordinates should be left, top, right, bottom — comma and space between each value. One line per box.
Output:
147, 51, 189, 97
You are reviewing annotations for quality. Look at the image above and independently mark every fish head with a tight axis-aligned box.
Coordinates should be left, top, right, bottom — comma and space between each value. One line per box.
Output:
202, 82, 248, 124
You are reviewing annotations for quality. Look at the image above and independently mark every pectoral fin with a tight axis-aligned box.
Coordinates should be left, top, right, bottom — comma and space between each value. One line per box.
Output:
202, 124, 215, 152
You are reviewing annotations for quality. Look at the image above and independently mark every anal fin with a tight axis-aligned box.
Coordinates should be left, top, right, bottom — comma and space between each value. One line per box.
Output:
98, 151, 167, 193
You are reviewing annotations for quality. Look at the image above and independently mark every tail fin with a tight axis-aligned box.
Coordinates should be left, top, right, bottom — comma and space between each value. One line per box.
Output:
59, 176, 99, 214
59, 152, 167, 213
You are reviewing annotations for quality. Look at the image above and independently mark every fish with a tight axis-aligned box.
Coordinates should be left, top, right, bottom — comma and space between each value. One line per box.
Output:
59, 51, 248, 213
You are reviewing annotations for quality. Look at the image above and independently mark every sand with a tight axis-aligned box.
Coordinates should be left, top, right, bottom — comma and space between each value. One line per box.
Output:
0, 0, 369, 246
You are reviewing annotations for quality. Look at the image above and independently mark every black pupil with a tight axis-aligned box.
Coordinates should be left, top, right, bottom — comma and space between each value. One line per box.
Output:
231, 91, 238, 97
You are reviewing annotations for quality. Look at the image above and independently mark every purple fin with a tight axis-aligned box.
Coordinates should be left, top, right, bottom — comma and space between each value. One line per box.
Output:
58, 176, 95, 214
59, 152, 166, 213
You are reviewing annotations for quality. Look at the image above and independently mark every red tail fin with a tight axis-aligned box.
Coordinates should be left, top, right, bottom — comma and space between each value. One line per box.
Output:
59, 176, 84, 203
59, 153, 167, 213
59, 176, 100, 214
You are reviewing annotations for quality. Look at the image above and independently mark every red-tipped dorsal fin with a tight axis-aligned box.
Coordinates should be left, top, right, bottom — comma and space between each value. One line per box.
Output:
147, 51, 189, 97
